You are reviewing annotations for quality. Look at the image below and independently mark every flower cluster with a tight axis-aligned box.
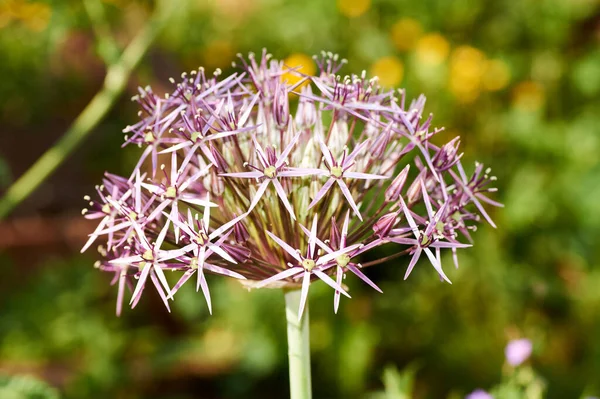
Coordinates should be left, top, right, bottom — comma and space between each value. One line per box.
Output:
82, 50, 501, 318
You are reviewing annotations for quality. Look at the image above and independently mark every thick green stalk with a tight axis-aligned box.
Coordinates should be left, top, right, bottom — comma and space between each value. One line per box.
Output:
285, 289, 312, 399
0, 1, 176, 220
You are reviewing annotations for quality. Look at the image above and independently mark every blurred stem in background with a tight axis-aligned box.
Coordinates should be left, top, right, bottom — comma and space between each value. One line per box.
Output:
285, 289, 312, 399
0, 0, 177, 220
83, 0, 121, 65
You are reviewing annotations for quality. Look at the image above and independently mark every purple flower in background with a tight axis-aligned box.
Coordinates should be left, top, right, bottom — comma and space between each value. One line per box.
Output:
81, 50, 501, 315
466, 389, 494, 399
505, 338, 533, 366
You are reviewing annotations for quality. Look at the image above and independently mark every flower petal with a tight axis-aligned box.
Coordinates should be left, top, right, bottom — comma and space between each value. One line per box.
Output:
313, 270, 351, 298
347, 264, 383, 293
254, 266, 303, 288
266, 231, 302, 262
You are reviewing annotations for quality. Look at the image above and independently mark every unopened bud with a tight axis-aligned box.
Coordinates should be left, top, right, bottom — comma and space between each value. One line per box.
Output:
370, 123, 392, 158
265, 146, 278, 166
209, 169, 224, 196
385, 165, 410, 202
406, 174, 423, 205
222, 243, 251, 263
273, 85, 290, 128
329, 217, 341, 249
295, 86, 317, 128
209, 145, 229, 172
432, 137, 462, 171
234, 218, 250, 243
373, 212, 399, 238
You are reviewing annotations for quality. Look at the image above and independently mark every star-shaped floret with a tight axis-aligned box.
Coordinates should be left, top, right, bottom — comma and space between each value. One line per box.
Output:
220, 132, 323, 219
167, 201, 246, 313
90, 170, 158, 250
255, 215, 360, 319
448, 161, 503, 228
124, 97, 184, 179
161, 91, 259, 166
109, 222, 189, 312
388, 181, 471, 283
140, 152, 216, 241
299, 211, 382, 313
308, 138, 387, 220
81, 173, 136, 252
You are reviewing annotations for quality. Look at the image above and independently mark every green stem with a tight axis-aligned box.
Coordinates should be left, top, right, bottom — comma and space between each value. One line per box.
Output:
284, 289, 312, 399
83, 0, 121, 65
0, 1, 176, 220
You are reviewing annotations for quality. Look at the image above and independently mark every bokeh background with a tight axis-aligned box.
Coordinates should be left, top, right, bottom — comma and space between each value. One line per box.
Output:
1, 0, 600, 398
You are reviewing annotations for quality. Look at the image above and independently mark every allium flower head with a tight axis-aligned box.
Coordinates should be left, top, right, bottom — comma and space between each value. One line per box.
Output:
82, 50, 501, 318
505, 338, 533, 366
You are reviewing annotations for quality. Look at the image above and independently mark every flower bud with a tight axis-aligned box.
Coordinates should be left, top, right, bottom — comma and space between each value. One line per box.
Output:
273, 85, 290, 128
329, 217, 341, 249
209, 169, 224, 196
234, 218, 250, 243
370, 123, 392, 159
406, 175, 423, 205
295, 87, 317, 128
385, 165, 410, 202
265, 146, 278, 166
432, 137, 462, 171
210, 145, 229, 172
222, 243, 251, 263
373, 212, 399, 238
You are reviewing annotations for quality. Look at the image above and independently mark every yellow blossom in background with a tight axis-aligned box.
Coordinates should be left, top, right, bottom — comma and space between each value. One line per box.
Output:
19, 1, 51, 32
370, 56, 404, 87
390, 18, 423, 51
282, 53, 316, 88
448, 45, 486, 103
0, 4, 11, 29
415, 33, 450, 66
482, 59, 511, 91
213, 0, 257, 24
0, 0, 51, 31
202, 40, 236, 70
0, 0, 24, 28
337, 0, 371, 18
512, 81, 545, 111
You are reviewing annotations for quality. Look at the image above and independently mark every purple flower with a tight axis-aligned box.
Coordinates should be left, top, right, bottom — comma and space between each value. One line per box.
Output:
505, 338, 533, 366
82, 50, 501, 315
255, 215, 357, 319
308, 138, 387, 220
388, 181, 471, 283
299, 212, 383, 313
220, 132, 321, 220
466, 389, 493, 399
167, 202, 246, 313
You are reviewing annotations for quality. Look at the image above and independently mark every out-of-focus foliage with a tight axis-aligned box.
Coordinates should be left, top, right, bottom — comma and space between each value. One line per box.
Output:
1, 0, 600, 398
0, 374, 60, 399
367, 364, 419, 399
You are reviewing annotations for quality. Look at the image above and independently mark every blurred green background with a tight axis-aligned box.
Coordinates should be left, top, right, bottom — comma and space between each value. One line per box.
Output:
1, 0, 600, 398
